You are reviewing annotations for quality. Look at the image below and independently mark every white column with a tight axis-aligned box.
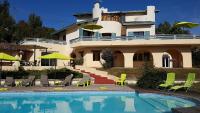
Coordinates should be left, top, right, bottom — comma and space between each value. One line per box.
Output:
83, 50, 93, 67
123, 53, 134, 68
181, 51, 192, 68
152, 52, 163, 68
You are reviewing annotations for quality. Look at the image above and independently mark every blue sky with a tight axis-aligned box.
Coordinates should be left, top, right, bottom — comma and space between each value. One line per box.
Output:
6, 0, 200, 34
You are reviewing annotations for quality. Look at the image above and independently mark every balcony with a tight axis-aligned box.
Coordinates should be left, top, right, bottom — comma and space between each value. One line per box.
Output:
70, 34, 200, 48
19, 38, 67, 45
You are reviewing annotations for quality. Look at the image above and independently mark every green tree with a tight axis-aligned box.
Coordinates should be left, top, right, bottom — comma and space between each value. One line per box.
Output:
0, 0, 15, 42
27, 13, 55, 38
101, 49, 114, 68
14, 20, 30, 41
28, 13, 43, 37
156, 21, 190, 34
156, 21, 171, 34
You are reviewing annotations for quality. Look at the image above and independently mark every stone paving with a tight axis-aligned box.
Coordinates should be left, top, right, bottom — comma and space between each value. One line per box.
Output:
1, 84, 133, 92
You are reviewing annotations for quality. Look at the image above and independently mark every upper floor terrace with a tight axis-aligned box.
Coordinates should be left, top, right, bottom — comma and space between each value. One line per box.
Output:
70, 34, 200, 48
19, 38, 67, 45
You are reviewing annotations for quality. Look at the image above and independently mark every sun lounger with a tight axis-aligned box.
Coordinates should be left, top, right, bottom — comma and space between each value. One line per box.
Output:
77, 75, 91, 87
115, 73, 126, 86
40, 75, 49, 87
22, 75, 35, 86
5, 77, 15, 87
61, 74, 73, 86
170, 73, 195, 92
159, 72, 175, 89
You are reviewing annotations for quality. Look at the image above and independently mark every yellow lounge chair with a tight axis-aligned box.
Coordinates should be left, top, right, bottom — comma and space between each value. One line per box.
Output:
115, 73, 126, 86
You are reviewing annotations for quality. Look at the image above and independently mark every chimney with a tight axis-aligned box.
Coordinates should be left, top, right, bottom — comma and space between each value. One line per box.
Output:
93, 2, 102, 19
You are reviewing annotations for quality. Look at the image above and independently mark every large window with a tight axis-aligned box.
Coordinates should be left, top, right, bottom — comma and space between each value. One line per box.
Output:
83, 30, 94, 37
128, 31, 150, 39
134, 32, 144, 37
93, 50, 101, 61
133, 52, 151, 61
41, 52, 57, 66
128, 31, 144, 37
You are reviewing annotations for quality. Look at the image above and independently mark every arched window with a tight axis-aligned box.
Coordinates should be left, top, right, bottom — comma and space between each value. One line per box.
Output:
162, 54, 170, 68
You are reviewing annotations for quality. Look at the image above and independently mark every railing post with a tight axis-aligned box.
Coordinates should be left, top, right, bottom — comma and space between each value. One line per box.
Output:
193, 35, 196, 39
174, 35, 176, 39
126, 36, 128, 41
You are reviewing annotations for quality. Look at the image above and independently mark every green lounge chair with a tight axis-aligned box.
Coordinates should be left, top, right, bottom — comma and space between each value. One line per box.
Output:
115, 73, 126, 86
159, 72, 175, 89
170, 73, 195, 92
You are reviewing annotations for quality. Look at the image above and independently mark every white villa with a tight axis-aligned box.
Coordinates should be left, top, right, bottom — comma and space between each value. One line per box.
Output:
8, 1, 200, 69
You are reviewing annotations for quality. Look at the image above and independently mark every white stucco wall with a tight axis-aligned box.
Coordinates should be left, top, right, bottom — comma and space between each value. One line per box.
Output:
65, 29, 79, 54
126, 26, 154, 36
125, 14, 148, 22
66, 29, 79, 44
98, 21, 122, 36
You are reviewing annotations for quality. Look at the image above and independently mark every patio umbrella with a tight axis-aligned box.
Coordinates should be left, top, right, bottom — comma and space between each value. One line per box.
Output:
81, 24, 103, 30
175, 22, 199, 28
40, 52, 72, 60
39, 52, 72, 69
0, 52, 20, 86
39, 52, 72, 79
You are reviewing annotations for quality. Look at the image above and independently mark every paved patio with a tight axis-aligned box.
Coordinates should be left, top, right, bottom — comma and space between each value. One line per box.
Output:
1, 84, 134, 92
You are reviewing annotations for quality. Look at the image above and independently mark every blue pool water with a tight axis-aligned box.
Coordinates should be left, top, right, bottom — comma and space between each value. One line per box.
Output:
0, 92, 197, 113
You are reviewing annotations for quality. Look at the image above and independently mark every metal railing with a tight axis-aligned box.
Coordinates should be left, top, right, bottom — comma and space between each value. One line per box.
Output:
19, 38, 67, 45
70, 34, 200, 44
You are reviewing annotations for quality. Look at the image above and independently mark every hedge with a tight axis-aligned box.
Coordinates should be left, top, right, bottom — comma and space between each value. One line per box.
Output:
0, 68, 83, 79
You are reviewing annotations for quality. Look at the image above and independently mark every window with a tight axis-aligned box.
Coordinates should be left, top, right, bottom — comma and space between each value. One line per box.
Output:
63, 35, 66, 41
93, 50, 101, 61
138, 53, 143, 61
162, 55, 170, 68
102, 33, 112, 37
128, 31, 150, 39
134, 32, 144, 37
41, 52, 57, 66
133, 52, 151, 61
83, 30, 94, 37
144, 52, 150, 61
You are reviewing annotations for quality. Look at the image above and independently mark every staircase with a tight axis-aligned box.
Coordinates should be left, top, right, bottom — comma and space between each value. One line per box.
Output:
75, 66, 117, 84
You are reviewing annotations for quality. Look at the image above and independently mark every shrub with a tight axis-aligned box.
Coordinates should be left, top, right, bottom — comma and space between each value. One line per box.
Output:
75, 57, 83, 65
0, 68, 83, 79
1, 67, 28, 79
101, 49, 113, 69
47, 68, 71, 79
136, 62, 166, 89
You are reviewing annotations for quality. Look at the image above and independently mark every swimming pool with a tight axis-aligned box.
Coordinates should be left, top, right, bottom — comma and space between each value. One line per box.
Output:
0, 92, 197, 113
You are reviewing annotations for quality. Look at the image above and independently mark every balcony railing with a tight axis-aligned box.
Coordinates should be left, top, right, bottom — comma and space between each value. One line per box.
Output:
19, 38, 67, 45
70, 34, 200, 44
